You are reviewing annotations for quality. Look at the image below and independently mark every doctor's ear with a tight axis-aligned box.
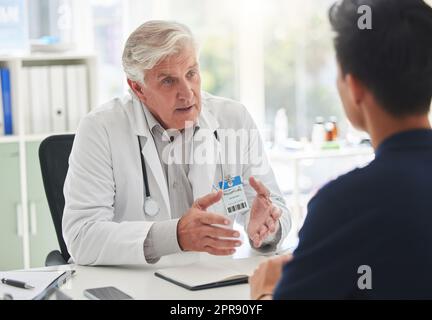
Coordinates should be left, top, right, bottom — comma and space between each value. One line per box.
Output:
127, 79, 146, 100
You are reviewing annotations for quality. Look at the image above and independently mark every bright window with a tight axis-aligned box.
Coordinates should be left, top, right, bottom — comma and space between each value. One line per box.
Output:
27, 0, 368, 139
166, 0, 239, 100
263, 0, 345, 139
90, 0, 125, 102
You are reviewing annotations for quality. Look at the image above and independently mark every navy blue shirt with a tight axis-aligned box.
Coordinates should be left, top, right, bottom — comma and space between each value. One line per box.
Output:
274, 129, 432, 299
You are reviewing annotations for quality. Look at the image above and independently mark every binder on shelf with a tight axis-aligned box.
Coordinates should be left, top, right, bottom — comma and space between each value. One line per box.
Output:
1, 68, 13, 135
0, 73, 4, 136
11, 69, 24, 136
21, 67, 31, 135
28, 66, 51, 134
76, 65, 89, 129
66, 65, 89, 132
49, 66, 67, 133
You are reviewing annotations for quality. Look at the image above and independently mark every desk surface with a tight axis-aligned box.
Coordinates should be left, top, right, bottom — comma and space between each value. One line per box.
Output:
21, 230, 298, 300
49, 254, 258, 300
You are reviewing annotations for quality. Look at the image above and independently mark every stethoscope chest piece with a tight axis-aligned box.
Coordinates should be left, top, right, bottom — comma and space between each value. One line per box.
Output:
138, 136, 160, 217
144, 196, 160, 217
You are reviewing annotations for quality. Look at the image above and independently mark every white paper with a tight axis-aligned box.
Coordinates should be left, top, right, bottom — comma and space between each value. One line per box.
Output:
0, 270, 65, 300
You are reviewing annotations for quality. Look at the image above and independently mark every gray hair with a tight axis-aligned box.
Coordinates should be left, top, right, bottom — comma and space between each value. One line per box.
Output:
122, 20, 198, 84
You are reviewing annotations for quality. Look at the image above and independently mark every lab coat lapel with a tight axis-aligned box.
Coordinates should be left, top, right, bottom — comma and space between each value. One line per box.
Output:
128, 95, 171, 218
140, 136, 171, 217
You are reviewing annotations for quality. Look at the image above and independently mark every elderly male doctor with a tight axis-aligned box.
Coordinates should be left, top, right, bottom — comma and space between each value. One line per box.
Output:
63, 20, 291, 265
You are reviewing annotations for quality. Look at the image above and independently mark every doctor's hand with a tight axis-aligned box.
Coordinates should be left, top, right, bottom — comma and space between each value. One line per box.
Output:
249, 254, 293, 300
247, 177, 282, 248
177, 190, 242, 256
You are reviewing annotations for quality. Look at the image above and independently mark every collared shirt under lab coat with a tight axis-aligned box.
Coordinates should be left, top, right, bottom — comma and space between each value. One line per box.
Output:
142, 101, 281, 262
62, 91, 291, 265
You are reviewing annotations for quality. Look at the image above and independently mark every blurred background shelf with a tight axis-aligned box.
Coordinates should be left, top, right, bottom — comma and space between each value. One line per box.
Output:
0, 135, 20, 144
0, 54, 97, 271
268, 145, 375, 233
0, 133, 76, 144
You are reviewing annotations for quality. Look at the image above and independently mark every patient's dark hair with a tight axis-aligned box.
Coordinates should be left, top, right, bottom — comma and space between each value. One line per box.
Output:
329, 0, 432, 116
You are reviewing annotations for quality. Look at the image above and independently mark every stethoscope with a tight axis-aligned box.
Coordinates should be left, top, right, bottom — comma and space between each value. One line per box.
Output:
138, 130, 221, 217
138, 137, 160, 217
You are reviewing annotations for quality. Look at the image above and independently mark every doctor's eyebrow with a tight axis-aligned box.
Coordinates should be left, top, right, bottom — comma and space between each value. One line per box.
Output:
156, 64, 199, 80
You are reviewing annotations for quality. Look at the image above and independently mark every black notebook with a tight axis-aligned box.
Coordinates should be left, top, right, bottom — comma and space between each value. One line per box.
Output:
154, 256, 266, 291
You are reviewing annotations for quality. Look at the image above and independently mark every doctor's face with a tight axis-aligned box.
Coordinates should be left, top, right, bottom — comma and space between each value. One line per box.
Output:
132, 44, 202, 130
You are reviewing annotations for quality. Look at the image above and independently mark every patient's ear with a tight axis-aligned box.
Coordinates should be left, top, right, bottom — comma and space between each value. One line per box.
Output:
346, 74, 366, 109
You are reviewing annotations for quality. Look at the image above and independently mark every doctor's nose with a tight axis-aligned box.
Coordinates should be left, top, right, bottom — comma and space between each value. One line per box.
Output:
177, 81, 194, 103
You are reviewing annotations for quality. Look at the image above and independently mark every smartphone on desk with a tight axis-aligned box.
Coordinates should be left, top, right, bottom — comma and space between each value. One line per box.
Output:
83, 286, 133, 300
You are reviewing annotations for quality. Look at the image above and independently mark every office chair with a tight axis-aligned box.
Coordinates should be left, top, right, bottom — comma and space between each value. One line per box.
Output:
39, 134, 75, 266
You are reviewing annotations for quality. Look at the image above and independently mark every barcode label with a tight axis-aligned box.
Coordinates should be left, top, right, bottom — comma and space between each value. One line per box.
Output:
227, 202, 247, 214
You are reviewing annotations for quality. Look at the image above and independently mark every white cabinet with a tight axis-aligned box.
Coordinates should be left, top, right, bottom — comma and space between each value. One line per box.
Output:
0, 142, 23, 270
0, 54, 98, 270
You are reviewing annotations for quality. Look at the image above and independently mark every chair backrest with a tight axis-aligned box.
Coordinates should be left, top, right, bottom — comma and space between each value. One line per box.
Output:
39, 134, 75, 263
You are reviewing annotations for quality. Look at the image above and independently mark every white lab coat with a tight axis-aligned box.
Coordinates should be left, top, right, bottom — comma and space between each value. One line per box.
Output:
62, 92, 291, 265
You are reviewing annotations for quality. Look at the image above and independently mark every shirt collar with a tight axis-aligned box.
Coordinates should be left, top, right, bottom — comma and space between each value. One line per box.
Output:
141, 103, 166, 139
128, 92, 219, 138
142, 103, 161, 133
375, 129, 432, 157
142, 101, 201, 142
